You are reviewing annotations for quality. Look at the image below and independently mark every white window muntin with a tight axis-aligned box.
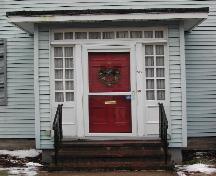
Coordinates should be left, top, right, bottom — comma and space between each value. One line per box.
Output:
52, 27, 167, 42
144, 44, 166, 101
53, 46, 75, 104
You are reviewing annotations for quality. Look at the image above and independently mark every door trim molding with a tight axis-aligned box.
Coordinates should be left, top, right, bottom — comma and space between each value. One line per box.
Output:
82, 43, 138, 137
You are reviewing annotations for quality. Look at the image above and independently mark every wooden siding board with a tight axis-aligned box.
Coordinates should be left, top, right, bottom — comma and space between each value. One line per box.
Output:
185, 5, 216, 137
38, 27, 52, 149
168, 24, 184, 147
0, 12, 35, 138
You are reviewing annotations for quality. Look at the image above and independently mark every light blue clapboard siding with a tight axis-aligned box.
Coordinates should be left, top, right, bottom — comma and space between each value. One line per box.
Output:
1, 0, 216, 148
38, 26, 53, 149
185, 5, 216, 137
168, 24, 183, 147
0, 1, 35, 138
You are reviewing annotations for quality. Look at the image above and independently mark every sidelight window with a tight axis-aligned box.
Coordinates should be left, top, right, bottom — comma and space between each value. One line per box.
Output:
54, 47, 74, 102
145, 44, 165, 100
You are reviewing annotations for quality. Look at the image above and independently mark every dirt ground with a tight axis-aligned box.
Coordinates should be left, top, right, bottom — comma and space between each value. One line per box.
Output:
38, 170, 177, 176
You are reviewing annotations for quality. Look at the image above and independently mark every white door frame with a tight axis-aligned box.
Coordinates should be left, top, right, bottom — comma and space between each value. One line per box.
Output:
81, 42, 138, 137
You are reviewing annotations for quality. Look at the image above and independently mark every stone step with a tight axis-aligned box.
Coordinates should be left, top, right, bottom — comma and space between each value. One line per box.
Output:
61, 140, 163, 148
48, 160, 173, 171
56, 149, 165, 159
48, 140, 172, 171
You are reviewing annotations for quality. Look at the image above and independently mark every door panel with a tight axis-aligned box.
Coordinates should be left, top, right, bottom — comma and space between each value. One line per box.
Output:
89, 95, 132, 133
89, 52, 130, 92
88, 52, 132, 133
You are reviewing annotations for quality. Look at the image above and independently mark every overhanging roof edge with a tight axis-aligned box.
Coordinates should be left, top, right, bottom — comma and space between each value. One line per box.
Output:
6, 7, 209, 17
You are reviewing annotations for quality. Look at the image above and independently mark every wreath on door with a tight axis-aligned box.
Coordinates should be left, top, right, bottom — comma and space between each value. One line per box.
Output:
98, 67, 120, 87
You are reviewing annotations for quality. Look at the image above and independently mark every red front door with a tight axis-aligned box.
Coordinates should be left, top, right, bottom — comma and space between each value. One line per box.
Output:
89, 52, 132, 133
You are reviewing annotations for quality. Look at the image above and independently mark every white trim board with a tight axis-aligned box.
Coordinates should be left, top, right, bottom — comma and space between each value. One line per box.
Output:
82, 43, 138, 137
34, 24, 40, 149
8, 13, 208, 34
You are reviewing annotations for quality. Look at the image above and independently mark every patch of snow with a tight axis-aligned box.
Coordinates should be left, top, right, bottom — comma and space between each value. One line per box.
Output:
0, 162, 42, 176
8, 167, 38, 176
0, 149, 41, 158
177, 163, 216, 175
177, 171, 187, 176
26, 162, 43, 167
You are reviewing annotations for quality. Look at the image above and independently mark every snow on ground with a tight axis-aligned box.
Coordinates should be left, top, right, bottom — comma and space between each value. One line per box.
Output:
177, 163, 216, 175
0, 162, 42, 176
0, 149, 42, 175
0, 149, 41, 158
26, 162, 43, 167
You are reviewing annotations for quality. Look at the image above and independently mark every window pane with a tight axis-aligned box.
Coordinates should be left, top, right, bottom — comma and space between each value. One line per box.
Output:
65, 69, 74, 79
55, 92, 64, 102
145, 56, 154, 66
75, 32, 87, 39
54, 33, 63, 40
116, 31, 128, 38
55, 81, 63, 90
146, 68, 154, 77
156, 56, 164, 66
65, 58, 74, 68
146, 79, 154, 89
145, 45, 154, 55
54, 47, 63, 57
103, 32, 115, 39
156, 45, 164, 55
64, 32, 73, 39
66, 92, 74, 101
130, 31, 142, 38
156, 68, 165, 77
54, 58, 63, 68
157, 90, 165, 100
157, 79, 165, 89
144, 31, 153, 38
155, 31, 164, 38
55, 70, 63, 79
146, 90, 155, 100
89, 32, 101, 39
65, 47, 73, 57
65, 81, 74, 90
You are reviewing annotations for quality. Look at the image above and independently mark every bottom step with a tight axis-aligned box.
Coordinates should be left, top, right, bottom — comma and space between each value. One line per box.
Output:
47, 161, 174, 171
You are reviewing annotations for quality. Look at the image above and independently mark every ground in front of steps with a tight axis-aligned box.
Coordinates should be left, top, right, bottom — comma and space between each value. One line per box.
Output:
38, 170, 177, 176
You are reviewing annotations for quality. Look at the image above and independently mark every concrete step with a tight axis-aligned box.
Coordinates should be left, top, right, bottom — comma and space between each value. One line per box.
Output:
48, 140, 172, 171
48, 160, 173, 171
57, 149, 165, 159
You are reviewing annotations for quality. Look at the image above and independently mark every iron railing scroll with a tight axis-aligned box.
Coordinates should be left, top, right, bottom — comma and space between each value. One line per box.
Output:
52, 104, 63, 165
158, 103, 168, 164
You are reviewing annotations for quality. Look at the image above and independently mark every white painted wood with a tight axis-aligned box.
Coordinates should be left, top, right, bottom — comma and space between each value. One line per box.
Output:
135, 43, 145, 136
51, 40, 167, 45
9, 13, 208, 23
34, 24, 40, 149
82, 43, 138, 137
74, 44, 85, 137
8, 12, 208, 34
180, 22, 187, 147
49, 44, 76, 137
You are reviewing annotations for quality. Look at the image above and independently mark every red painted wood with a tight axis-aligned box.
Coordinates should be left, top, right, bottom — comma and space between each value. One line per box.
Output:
89, 53, 131, 133
89, 96, 132, 133
89, 52, 130, 92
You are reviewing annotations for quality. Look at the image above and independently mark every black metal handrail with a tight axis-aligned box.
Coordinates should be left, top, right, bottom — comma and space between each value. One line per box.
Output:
159, 103, 168, 164
52, 104, 63, 165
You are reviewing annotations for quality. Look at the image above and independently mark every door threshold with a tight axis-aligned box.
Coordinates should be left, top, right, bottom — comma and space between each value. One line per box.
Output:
62, 136, 160, 141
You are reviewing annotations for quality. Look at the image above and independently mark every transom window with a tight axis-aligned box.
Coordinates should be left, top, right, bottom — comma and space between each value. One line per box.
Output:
54, 47, 74, 102
53, 28, 166, 41
145, 44, 165, 100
